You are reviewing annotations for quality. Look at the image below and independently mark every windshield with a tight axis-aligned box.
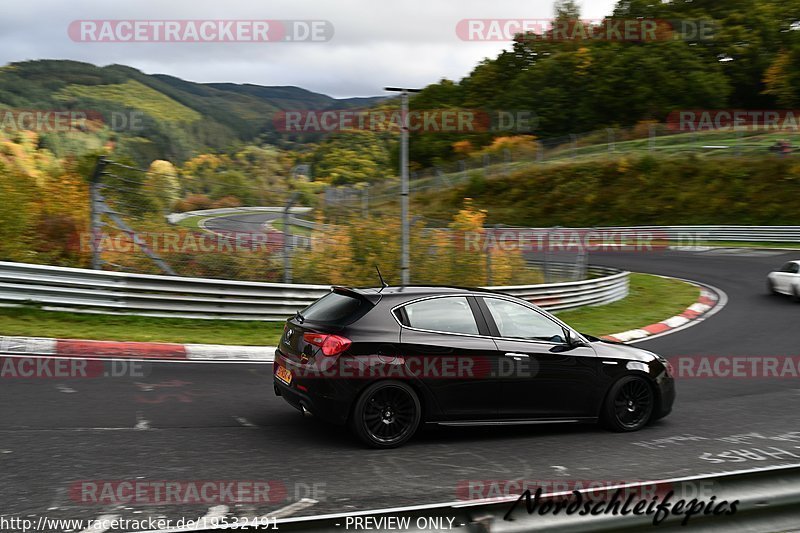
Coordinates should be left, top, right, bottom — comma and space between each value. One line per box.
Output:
300, 291, 367, 325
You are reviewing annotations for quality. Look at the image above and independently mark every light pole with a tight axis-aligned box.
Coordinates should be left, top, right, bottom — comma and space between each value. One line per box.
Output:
385, 86, 421, 285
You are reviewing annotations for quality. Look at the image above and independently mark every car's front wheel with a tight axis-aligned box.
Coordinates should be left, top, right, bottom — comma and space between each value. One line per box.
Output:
602, 375, 654, 432
350, 380, 421, 448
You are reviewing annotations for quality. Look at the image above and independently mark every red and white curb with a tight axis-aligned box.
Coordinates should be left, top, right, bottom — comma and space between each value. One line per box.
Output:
0, 279, 725, 361
601, 279, 726, 344
0, 336, 276, 363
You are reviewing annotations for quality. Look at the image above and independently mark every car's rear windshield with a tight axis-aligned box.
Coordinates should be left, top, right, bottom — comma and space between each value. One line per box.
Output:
301, 291, 370, 326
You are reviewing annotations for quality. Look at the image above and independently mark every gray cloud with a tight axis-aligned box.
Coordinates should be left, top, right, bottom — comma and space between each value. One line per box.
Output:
1, 0, 616, 97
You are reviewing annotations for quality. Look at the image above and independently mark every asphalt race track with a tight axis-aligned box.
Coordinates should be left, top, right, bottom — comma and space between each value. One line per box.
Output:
3, 246, 800, 529
202, 212, 283, 235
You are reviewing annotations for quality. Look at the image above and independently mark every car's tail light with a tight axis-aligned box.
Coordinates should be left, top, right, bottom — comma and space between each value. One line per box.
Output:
303, 332, 352, 356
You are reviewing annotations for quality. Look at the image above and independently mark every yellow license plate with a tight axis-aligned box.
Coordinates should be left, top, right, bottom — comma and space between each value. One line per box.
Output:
276, 365, 293, 385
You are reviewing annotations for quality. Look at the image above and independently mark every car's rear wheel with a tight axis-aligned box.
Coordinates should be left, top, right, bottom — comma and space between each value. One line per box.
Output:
350, 381, 421, 448
602, 375, 654, 432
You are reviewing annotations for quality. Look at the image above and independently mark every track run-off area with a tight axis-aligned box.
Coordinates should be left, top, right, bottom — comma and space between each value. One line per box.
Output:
2, 247, 800, 530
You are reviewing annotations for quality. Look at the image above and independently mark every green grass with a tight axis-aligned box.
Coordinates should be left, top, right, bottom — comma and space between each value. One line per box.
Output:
0, 307, 284, 345
175, 215, 206, 229
555, 273, 699, 337
269, 219, 313, 236
0, 273, 697, 345
175, 212, 242, 230
55, 80, 202, 123
176, 211, 265, 231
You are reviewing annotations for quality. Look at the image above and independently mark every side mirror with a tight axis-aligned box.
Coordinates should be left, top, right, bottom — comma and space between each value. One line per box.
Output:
566, 329, 586, 348
550, 330, 585, 353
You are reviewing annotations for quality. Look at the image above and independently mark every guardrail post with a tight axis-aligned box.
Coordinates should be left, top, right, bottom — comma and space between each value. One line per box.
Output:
89, 157, 107, 270
486, 225, 498, 286
544, 227, 554, 283
283, 193, 300, 284
574, 247, 586, 281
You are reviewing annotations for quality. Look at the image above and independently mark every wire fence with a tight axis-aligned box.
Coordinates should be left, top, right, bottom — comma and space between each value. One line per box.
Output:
87, 157, 584, 286
366, 123, 800, 202
87, 121, 796, 284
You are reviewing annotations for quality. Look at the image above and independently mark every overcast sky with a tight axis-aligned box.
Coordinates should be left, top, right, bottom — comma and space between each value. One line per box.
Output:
1, 0, 617, 98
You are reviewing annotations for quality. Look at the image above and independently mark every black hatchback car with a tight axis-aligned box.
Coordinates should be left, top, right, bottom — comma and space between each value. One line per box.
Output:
274, 286, 674, 448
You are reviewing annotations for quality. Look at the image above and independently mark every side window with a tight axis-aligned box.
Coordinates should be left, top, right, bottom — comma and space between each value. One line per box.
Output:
483, 298, 566, 343
403, 296, 479, 335
780, 262, 798, 273
793, 264, 800, 274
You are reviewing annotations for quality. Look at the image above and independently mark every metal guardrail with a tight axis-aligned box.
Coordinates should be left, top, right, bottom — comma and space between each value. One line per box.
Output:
606, 225, 800, 243
286, 216, 319, 231
166, 206, 313, 225
278, 220, 800, 244
509, 225, 800, 244
493, 266, 628, 312
0, 261, 629, 320
160, 463, 800, 533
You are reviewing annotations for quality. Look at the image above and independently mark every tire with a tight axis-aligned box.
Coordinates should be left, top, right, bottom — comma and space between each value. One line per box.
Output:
793, 286, 800, 303
601, 375, 655, 432
349, 380, 421, 448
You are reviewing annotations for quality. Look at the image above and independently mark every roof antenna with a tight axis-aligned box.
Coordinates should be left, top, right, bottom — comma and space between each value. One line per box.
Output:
375, 265, 389, 291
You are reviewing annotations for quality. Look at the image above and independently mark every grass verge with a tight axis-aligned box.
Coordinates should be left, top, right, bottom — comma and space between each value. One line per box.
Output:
0, 273, 698, 346
269, 219, 313, 236
555, 273, 699, 337
0, 307, 285, 345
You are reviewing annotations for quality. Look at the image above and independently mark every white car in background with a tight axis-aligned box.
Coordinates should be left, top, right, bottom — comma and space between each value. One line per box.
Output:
767, 260, 800, 300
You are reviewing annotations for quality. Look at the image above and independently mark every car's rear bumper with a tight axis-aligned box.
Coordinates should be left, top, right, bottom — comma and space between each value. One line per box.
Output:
273, 351, 351, 425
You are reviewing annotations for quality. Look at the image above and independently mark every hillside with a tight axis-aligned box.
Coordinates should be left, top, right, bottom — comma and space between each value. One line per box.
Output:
0, 59, 385, 163
410, 153, 800, 227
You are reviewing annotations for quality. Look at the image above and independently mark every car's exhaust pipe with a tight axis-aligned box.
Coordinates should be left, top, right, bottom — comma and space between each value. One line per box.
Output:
301, 404, 313, 417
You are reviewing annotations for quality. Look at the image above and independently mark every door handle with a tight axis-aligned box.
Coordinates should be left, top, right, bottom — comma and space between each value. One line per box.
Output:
504, 352, 529, 359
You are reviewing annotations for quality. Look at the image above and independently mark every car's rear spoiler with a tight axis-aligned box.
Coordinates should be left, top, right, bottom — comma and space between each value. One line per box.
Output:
331, 285, 383, 305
